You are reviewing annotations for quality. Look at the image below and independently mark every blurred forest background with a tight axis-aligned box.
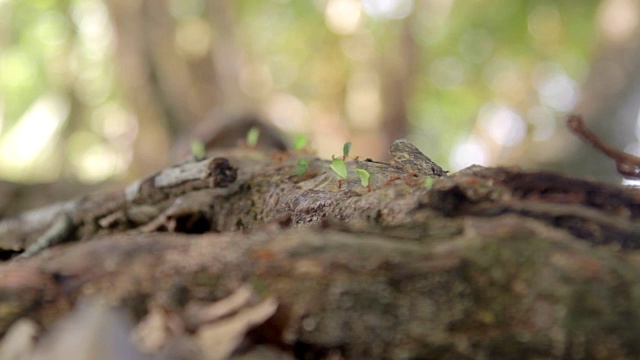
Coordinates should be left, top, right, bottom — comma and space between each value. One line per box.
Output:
1, 0, 640, 189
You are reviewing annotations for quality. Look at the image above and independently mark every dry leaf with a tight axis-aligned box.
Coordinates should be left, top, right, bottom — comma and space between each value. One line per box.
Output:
30, 299, 145, 360
0, 318, 38, 360
196, 297, 278, 360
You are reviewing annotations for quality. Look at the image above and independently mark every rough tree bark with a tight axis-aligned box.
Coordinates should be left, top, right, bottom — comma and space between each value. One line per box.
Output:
0, 139, 639, 360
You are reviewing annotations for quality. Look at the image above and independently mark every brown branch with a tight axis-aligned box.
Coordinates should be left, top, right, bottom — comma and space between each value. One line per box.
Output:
566, 115, 640, 179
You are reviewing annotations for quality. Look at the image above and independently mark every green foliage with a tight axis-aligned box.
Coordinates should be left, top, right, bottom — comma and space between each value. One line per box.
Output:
0, 0, 603, 183
294, 134, 309, 151
342, 141, 352, 159
296, 158, 309, 177
190, 140, 206, 160
246, 127, 260, 147
330, 158, 347, 180
355, 169, 370, 187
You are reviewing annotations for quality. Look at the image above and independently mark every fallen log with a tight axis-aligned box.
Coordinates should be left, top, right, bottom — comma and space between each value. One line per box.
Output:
0, 140, 639, 359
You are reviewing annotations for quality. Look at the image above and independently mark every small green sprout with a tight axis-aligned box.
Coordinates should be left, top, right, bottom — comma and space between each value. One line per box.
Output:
342, 141, 352, 160
296, 158, 309, 177
423, 177, 435, 189
330, 158, 348, 180
294, 135, 309, 151
246, 126, 260, 147
191, 140, 206, 160
331, 158, 348, 188
355, 169, 370, 187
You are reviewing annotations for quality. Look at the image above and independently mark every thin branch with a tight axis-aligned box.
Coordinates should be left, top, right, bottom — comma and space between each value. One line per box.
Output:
566, 115, 640, 179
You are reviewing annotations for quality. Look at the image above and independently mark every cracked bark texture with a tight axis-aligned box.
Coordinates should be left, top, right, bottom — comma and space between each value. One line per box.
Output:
0, 145, 639, 360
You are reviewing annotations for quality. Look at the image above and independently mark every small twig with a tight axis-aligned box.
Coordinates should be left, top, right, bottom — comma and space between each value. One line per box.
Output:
566, 115, 640, 179
4, 157, 238, 258
19, 215, 75, 258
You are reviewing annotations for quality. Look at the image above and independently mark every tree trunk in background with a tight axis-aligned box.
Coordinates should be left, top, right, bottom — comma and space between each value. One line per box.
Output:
207, 0, 250, 115
105, 0, 173, 177
377, 17, 417, 160
106, 0, 252, 177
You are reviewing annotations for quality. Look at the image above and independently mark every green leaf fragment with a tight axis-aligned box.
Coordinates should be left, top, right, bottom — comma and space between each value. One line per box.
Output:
423, 177, 435, 189
190, 140, 206, 160
296, 158, 309, 177
355, 169, 370, 187
294, 135, 309, 151
343, 141, 352, 159
246, 126, 260, 147
330, 158, 348, 179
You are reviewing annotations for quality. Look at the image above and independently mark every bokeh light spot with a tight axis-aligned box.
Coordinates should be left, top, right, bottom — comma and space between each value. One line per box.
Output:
597, 0, 639, 42
32, 11, 70, 49
479, 102, 526, 147
175, 18, 212, 59
450, 135, 488, 171
0, 49, 37, 91
362, 0, 414, 20
0, 94, 68, 180
533, 62, 579, 112
71, 0, 112, 57
325, 0, 362, 35
91, 103, 138, 144
67, 132, 125, 183
267, 93, 308, 133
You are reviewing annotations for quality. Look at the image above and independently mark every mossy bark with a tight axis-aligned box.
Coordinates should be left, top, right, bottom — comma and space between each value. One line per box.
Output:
0, 147, 639, 359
